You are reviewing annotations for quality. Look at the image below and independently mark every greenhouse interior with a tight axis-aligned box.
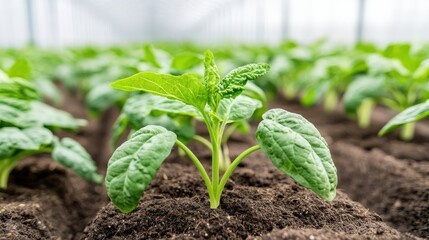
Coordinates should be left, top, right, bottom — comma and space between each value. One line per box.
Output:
0, 0, 428, 239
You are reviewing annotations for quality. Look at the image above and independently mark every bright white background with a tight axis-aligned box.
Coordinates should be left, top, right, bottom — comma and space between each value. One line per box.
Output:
0, 0, 428, 47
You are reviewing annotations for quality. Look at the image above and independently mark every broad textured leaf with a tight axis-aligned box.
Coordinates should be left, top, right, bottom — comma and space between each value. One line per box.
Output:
343, 76, 386, 114
217, 96, 262, 123
111, 72, 207, 111
7, 59, 31, 79
86, 84, 123, 112
172, 52, 202, 70
204, 50, 221, 110
0, 127, 53, 158
0, 98, 35, 127
256, 109, 337, 201
219, 63, 270, 99
106, 125, 177, 213
27, 101, 87, 130
52, 138, 102, 183
379, 99, 429, 136
0, 77, 39, 100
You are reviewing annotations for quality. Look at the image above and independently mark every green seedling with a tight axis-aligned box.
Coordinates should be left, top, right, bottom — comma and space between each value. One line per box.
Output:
379, 99, 429, 138
0, 63, 102, 189
106, 50, 337, 212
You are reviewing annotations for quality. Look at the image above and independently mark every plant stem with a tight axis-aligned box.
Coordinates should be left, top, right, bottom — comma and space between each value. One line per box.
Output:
324, 90, 338, 112
192, 135, 213, 151
219, 143, 231, 172
0, 159, 18, 189
216, 145, 261, 202
175, 140, 215, 203
357, 99, 375, 128
400, 122, 415, 141
222, 124, 238, 144
201, 112, 220, 208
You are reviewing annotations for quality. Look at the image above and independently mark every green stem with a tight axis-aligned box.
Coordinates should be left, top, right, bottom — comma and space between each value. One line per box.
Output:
222, 123, 238, 144
175, 140, 214, 203
192, 135, 213, 151
357, 99, 375, 128
324, 90, 338, 112
219, 143, 231, 172
0, 159, 18, 189
201, 112, 220, 208
215, 145, 261, 202
400, 122, 415, 141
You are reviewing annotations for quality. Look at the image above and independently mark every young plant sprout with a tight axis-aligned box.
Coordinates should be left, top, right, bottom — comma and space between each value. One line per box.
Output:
0, 62, 102, 189
106, 50, 337, 212
379, 99, 429, 139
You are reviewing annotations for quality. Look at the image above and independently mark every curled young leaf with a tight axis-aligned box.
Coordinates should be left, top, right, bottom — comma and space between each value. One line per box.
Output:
106, 125, 177, 213
256, 109, 337, 201
218, 63, 270, 99
379, 99, 429, 136
53, 138, 102, 184
204, 50, 221, 111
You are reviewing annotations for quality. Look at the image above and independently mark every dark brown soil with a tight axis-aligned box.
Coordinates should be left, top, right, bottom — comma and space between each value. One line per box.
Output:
0, 157, 104, 239
82, 143, 414, 240
0, 83, 111, 239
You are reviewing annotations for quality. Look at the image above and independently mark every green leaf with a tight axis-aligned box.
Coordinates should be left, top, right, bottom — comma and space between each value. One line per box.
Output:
217, 96, 262, 123
171, 52, 202, 71
105, 125, 177, 213
122, 94, 197, 143
0, 98, 34, 128
219, 63, 270, 99
0, 77, 39, 100
27, 101, 87, 130
52, 138, 102, 183
343, 76, 386, 114
34, 78, 62, 104
300, 84, 326, 107
7, 59, 31, 79
0, 127, 53, 158
242, 82, 267, 119
111, 114, 129, 147
86, 84, 123, 113
143, 44, 171, 70
379, 99, 429, 136
256, 109, 337, 201
204, 50, 221, 110
111, 72, 207, 111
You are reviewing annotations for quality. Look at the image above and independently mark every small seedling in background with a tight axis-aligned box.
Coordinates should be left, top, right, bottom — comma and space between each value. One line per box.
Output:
0, 61, 102, 189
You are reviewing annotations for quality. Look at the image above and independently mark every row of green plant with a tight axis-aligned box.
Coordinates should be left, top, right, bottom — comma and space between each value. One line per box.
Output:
2, 40, 428, 212
0, 46, 339, 212
0, 58, 101, 189
3, 42, 428, 140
